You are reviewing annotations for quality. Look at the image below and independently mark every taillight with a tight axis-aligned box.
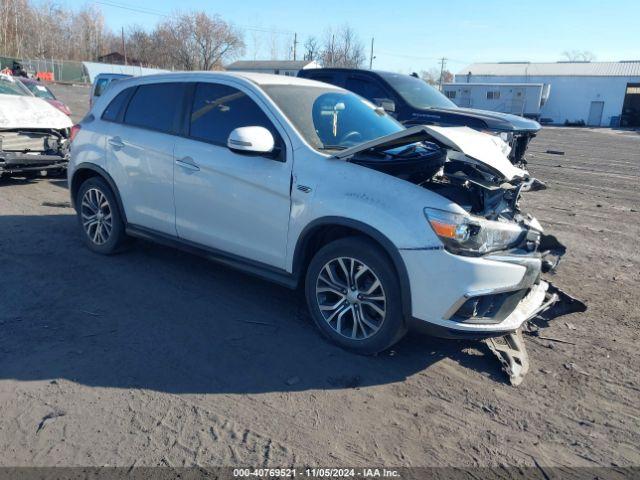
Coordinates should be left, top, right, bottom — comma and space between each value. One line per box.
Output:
70, 124, 81, 143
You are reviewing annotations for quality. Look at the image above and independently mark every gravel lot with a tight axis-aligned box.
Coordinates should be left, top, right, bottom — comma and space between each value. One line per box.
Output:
0, 83, 639, 468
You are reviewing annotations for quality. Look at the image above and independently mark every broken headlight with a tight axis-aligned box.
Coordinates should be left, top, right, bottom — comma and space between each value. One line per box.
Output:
424, 207, 525, 255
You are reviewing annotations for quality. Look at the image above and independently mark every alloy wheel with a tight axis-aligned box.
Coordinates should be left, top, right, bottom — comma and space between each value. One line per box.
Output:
315, 256, 387, 340
80, 188, 113, 245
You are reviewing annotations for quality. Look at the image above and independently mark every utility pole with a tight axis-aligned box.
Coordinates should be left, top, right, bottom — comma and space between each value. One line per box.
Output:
293, 33, 298, 61
121, 27, 127, 65
369, 37, 375, 69
438, 57, 447, 91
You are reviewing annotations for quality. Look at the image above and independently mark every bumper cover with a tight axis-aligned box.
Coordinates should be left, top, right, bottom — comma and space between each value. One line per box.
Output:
402, 246, 585, 339
0, 151, 68, 173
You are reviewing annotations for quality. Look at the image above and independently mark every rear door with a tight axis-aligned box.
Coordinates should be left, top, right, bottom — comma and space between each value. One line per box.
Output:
173, 81, 292, 269
105, 82, 187, 235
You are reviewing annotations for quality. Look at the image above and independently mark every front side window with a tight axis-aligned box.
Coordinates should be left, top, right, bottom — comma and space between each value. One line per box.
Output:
189, 83, 277, 145
124, 83, 186, 133
263, 85, 404, 151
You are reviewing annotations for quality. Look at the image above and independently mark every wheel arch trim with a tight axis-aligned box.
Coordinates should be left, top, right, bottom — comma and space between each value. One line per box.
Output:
292, 216, 412, 318
70, 163, 127, 224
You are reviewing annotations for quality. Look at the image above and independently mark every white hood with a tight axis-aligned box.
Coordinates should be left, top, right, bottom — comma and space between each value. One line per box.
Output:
0, 94, 73, 130
421, 126, 527, 181
334, 124, 528, 182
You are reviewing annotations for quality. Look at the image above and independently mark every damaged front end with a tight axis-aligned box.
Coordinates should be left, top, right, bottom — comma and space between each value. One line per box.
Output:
0, 128, 70, 176
335, 125, 586, 384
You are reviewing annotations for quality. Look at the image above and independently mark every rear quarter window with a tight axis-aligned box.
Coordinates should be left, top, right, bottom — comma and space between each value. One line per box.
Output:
101, 88, 134, 122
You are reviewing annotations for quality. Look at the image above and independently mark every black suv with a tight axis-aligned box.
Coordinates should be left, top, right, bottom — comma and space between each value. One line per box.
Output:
298, 68, 541, 165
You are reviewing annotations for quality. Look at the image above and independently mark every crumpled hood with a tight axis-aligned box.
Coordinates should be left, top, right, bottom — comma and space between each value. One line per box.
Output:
334, 124, 528, 182
435, 106, 542, 132
0, 94, 73, 130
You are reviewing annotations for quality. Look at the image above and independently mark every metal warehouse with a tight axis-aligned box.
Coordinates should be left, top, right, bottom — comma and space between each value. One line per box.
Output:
452, 61, 640, 127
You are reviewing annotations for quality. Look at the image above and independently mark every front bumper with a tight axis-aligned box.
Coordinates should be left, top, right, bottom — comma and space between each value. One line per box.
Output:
0, 151, 68, 174
401, 247, 578, 339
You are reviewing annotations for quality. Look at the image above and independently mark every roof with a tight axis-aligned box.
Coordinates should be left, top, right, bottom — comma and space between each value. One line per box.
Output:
443, 82, 544, 87
102, 71, 342, 88
226, 60, 317, 70
82, 62, 169, 83
458, 61, 640, 77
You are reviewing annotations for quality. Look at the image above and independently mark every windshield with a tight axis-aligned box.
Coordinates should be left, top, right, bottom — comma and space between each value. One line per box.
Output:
0, 76, 32, 96
262, 85, 404, 151
379, 72, 457, 110
23, 82, 55, 100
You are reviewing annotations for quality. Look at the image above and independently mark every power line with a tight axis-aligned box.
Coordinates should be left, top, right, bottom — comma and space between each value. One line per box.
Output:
375, 50, 470, 64
94, 1, 297, 37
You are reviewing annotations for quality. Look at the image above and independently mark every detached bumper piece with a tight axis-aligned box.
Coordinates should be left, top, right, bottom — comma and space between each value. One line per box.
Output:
485, 282, 586, 386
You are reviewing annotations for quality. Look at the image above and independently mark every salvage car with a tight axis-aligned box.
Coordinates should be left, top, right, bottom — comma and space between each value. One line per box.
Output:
298, 68, 541, 166
68, 73, 583, 382
89, 73, 132, 107
18, 77, 72, 116
0, 74, 72, 179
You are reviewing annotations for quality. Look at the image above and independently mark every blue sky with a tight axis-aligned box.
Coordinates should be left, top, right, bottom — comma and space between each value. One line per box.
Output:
61, 0, 640, 73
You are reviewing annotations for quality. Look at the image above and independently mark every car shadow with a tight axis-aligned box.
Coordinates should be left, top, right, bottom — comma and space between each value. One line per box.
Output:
0, 213, 506, 394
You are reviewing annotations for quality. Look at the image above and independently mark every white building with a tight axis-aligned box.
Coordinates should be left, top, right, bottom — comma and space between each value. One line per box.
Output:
442, 82, 550, 119
454, 61, 640, 127
226, 60, 321, 77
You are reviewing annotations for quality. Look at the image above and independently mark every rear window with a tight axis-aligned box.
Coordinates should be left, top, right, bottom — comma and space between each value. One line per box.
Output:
123, 83, 186, 133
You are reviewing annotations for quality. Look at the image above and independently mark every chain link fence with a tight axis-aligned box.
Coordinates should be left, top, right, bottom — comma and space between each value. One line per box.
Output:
0, 55, 88, 83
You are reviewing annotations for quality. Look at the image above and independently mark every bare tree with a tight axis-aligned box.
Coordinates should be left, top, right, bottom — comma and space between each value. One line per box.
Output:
562, 50, 596, 61
421, 68, 453, 87
154, 12, 244, 70
320, 25, 365, 68
303, 36, 320, 61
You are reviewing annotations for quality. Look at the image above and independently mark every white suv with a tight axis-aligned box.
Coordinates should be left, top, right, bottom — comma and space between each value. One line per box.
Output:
68, 72, 580, 355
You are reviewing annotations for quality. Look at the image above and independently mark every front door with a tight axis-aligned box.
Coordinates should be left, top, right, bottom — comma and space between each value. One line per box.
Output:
173, 82, 292, 269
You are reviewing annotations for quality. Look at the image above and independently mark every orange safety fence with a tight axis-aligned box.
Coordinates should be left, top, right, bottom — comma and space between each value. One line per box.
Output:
35, 71, 54, 81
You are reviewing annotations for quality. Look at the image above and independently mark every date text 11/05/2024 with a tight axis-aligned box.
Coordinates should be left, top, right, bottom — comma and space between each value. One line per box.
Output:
233, 468, 400, 478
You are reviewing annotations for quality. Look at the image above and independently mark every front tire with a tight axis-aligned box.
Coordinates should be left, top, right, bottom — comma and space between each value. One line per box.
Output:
76, 176, 126, 254
305, 236, 407, 355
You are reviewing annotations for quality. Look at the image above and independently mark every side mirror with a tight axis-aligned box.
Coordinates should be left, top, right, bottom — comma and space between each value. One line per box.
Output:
374, 98, 396, 113
227, 126, 274, 155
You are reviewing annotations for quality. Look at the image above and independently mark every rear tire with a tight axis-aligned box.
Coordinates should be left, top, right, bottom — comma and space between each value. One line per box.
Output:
76, 176, 127, 254
305, 236, 407, 355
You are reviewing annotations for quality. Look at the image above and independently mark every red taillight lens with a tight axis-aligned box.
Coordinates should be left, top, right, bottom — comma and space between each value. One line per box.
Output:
70, 124, 81, 143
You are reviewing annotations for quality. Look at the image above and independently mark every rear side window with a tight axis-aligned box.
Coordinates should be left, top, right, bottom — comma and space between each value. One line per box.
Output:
345, 76, 390, 102
124, 83, 186, 134
189, 83, 277, 145
102, 88, 133, 122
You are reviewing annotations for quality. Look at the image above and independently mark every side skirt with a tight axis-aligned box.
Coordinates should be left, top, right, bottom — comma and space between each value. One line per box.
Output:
125, 224, 300, 290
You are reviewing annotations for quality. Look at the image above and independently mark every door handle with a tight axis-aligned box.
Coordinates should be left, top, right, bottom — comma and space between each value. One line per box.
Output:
175, 156, 200, 171
108, 137, 125, 150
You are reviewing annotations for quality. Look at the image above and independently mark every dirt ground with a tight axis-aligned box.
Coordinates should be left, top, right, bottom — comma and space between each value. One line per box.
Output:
0, 84, 638, 468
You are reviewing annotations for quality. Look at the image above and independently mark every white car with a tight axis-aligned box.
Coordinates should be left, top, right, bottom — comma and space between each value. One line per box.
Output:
0, 74, 72, 178
68, 72, 583, 355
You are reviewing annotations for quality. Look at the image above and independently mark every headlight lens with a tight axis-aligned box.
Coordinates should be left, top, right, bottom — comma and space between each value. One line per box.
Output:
424, 207, 525, 255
